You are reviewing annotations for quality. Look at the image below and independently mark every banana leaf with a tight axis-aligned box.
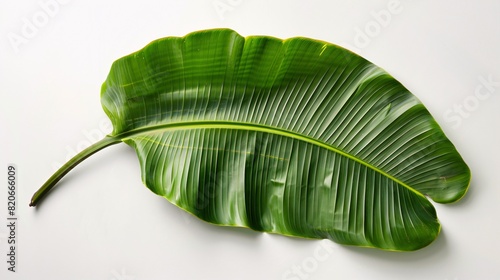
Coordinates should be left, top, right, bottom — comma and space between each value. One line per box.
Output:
30, 28, 470, 251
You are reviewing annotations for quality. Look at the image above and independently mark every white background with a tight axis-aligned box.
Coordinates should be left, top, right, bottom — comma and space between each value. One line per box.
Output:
1, 0, 500, 279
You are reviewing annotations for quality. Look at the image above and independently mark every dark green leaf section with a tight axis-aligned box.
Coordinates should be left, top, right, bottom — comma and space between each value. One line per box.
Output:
125, 128, 439, 251
99, 29, 471, 250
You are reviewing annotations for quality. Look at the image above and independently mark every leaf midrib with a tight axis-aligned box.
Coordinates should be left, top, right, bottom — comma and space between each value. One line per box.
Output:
116, 120, 425, 200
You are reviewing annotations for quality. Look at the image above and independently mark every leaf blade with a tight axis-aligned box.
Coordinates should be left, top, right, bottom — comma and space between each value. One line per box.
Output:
98, 28, 470, 250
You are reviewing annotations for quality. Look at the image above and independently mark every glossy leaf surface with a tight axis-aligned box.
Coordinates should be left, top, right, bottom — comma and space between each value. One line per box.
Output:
32, 29, 470, 251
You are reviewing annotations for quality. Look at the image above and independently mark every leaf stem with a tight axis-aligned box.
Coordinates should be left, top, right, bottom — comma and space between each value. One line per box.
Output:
29, 136, 121, 207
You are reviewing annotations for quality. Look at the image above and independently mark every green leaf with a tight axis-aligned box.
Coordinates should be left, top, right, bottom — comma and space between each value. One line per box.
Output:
31, 28, 470, 251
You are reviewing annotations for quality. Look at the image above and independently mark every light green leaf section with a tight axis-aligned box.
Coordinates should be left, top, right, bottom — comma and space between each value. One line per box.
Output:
32, 29, 470, 251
